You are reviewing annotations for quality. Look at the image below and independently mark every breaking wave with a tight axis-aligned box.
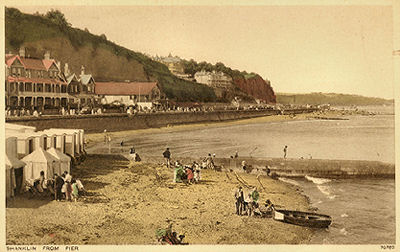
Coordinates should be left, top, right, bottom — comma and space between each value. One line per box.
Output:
305, 175, 331, 185
278, 177, 300, 186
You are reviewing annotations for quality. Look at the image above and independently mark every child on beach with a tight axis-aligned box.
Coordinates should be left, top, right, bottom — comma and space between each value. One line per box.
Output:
71, 179, 79, 202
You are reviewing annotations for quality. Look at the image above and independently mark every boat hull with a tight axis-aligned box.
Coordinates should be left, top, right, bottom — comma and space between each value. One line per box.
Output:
274, 210, 332, 228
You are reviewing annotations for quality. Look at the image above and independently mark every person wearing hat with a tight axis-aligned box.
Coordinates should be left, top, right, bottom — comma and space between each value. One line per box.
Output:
234, 186, 244, 215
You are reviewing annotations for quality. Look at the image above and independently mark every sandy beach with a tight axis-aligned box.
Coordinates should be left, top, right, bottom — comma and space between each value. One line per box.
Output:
7, 110, 365, 245
6, 154, 313, 245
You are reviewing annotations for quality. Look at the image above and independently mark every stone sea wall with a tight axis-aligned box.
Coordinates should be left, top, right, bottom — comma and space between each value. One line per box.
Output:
6, 108, 315, 134
215, 157, 395, 178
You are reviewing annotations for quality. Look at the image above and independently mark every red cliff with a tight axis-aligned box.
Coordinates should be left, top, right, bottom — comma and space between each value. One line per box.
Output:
233, 75, 276, 103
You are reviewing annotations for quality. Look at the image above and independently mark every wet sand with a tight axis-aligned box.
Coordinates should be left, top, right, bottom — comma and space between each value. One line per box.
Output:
6, 154, 313, 244
85, 110, 345, 150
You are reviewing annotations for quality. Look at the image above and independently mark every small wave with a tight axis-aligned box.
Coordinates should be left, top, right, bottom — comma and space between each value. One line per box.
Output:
341, 213, 349, 218
305, 175, 331, 185
278, 177, 300, 186
317, 185, 337, 200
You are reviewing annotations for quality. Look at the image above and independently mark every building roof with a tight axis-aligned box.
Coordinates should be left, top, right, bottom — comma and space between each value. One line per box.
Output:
42, 59, 59, 71
6, 154, 26, 169
80, 74, 95, 85
95, 82, 158, 95
5, 55, 21, 67
66, 73, 80, 84
47, 147, 71, 162
19, 57, 47, 71
5, 54, 58, 71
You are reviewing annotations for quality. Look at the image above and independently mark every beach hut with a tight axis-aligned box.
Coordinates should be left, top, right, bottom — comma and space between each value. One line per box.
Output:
6, 123, 36, 134
47, 147, 71, 175
5, 155, 25, 198
21, 148, 59, 183
11, 133, 35, 159
44, 133, 57, 150
30, 133, 49, 151
6, 136, 26, 193
48, 129, 79, 158
49, 128, 84, 155
41, 130, 67, 154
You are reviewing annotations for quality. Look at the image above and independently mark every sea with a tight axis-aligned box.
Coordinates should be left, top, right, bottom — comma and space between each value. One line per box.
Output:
126, 105, 396, 244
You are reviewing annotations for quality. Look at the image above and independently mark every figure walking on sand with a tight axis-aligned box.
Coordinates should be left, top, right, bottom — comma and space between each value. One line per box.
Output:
163, 148, 171, 168
283, 145, 288, 159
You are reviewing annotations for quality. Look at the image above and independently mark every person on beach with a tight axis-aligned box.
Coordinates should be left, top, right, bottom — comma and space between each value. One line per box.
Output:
241, 161, 247, 172
249, 187, 260, 216
65, 181, 72, 201
234, 151, 239, 158
129, 147, 137, 161
71, 179, 79, 202
234, 186, 244, 215
186, 166, 194, 184
75, 179, 86, 196
206, 153, 215, 170
283, 145, 288, 159
54, 174, 64, 201
63, 171, 72, 183
163, 148, 171, 168
193, 161, 201, 183
35, 171, 46, 193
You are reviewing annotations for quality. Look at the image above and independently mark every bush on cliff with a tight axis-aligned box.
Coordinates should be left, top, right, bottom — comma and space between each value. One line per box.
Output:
5, 7, 216, 102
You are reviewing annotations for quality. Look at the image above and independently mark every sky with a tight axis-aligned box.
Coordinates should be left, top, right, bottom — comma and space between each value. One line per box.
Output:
12, 3, 395, 99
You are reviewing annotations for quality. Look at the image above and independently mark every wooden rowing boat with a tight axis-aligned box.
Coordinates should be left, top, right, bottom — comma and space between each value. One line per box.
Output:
273, 209, 332, 228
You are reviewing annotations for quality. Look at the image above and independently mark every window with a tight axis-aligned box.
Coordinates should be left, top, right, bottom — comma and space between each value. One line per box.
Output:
28, 139, 34, 154
19, 82, 24, 92
37, 83, 43, 92
61, 85, 67, 93
5, 82, 8, 91
43, 137, 47, 150
10, 82, 15, 92
12, 68, 16, 74
25, 83, 32, 92
45, 84, 51, 92
17, 68, 21, 76
56, 85, 60, 93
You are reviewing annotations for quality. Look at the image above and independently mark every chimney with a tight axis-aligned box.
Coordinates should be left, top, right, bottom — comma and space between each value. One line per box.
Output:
19, 47, 25, 58
44, 51, 51, 60
64, 63, 70, 76
81, 65, 85, 75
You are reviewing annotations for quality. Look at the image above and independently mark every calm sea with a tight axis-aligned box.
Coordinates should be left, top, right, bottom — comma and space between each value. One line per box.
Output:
123, 106, 395, 244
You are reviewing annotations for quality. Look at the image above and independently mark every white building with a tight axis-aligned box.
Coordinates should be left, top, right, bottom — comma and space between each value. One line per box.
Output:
194, 70, 233, 88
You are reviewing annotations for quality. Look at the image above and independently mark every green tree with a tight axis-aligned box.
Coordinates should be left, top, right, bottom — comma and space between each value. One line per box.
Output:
45, 9, 71, 27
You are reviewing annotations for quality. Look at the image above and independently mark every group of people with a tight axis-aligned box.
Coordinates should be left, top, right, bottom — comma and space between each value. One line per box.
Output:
27, 170, 85, 202
5, 107, 40, 117
234, 186, 260, 216
234, 186, 277, 217
202, 153, 216, 170
173, 160, 201, 184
